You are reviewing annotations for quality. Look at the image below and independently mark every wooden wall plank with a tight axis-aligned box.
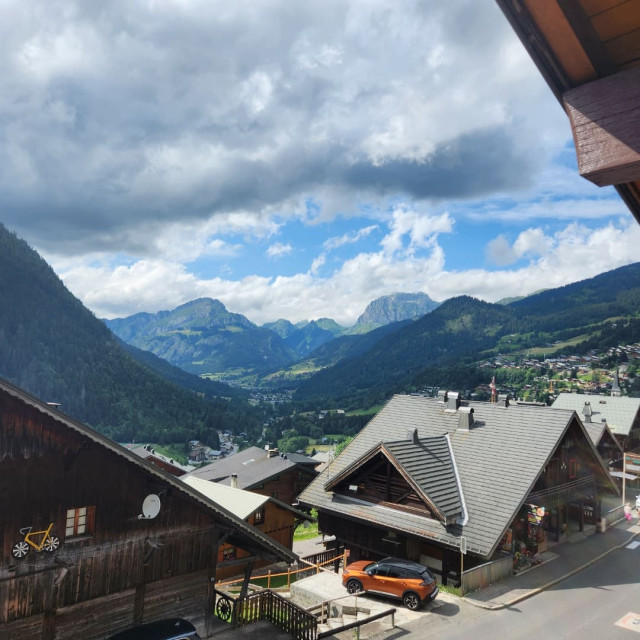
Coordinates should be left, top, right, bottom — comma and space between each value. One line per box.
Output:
591, 1, 640, 41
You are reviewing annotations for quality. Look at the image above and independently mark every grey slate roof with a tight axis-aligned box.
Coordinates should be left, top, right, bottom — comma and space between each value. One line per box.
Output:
385, 435, 463, 522
552, 393, 640, 437
184, 446, 316, 489
298, 394, 616, 560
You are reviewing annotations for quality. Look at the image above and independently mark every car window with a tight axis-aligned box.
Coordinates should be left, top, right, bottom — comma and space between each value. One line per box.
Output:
385, 567, 403, 578
370, 565, 388, 576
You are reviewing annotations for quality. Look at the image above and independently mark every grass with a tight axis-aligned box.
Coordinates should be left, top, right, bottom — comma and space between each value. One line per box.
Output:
294, 509, 319, 541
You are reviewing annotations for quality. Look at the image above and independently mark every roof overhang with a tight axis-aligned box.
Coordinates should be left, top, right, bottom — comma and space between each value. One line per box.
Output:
496, 0, 640, 224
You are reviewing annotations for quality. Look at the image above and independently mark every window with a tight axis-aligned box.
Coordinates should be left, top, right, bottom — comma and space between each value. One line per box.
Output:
253, 508, 265, 525
65, 506, 95, 539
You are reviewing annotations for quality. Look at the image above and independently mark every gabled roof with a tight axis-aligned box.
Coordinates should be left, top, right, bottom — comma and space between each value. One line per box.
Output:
183, 476, 269, 519
184, 446, 317, 489
0, 377, 297, 564
183, 476, 314, 523
325, 435, 463, 523
552, 393, 640, 437
299, 394, 617, 559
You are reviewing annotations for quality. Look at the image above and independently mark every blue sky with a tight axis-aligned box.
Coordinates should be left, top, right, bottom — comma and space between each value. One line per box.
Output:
1, 0, 638, 326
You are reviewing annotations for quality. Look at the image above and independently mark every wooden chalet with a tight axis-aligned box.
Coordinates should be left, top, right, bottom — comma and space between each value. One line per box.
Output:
185, 446, 318, 508
496, 0, 640, 223
298, 393, 618, 586
183, 477, 314, 581
0, 378, 298, 640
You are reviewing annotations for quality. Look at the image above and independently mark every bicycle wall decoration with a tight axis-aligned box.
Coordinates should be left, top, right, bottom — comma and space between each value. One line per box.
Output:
12, 523, 60, 559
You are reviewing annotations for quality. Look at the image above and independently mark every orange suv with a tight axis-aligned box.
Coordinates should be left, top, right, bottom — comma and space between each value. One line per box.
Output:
342, 557, 438, 610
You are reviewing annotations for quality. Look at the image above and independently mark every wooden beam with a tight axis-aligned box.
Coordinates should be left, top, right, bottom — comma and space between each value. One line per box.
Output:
556, 0, 617, 77
564, 65, 640, 186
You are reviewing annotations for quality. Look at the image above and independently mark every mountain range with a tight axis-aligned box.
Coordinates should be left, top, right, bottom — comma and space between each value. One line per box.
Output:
105, 292, 442, 377
2, 219, 640, 445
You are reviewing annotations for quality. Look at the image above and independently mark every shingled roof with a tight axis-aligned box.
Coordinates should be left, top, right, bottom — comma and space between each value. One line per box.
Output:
299, 394, 616, 560
552, 393, 640, 438
325, 434, 464, 524
184, 445, 316, 489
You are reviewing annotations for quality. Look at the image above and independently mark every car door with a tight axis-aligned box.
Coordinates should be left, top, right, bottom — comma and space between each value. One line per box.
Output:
366, 564, 390, 594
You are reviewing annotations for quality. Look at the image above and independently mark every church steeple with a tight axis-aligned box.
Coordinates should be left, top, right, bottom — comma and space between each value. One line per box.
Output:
611, 369, 621, 397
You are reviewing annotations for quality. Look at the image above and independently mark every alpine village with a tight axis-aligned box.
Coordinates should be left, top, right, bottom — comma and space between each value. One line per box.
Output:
3, 2, 640, 640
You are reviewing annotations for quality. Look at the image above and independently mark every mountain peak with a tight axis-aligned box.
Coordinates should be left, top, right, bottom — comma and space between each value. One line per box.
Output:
356, 292, 440, 327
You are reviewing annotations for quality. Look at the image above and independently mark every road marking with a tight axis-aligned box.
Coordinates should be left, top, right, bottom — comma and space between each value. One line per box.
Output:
626, 541, 640, 550
615, 613, 640, 633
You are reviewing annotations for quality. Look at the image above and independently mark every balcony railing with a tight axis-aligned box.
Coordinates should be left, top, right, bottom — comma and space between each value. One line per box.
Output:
528, 475, 596, 505
214, 588, 317, 640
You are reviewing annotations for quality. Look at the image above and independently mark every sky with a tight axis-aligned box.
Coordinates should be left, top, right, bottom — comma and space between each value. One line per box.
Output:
2, 0, 639, 327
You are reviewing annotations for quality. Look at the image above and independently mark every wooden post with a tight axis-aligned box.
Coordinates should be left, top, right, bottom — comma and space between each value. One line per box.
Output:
267, 570, 271, 588
205, 527, 220, 637
287, 566, 291, 588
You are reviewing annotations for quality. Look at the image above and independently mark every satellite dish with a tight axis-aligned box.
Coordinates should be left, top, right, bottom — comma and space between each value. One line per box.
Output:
139, 494, 161, 520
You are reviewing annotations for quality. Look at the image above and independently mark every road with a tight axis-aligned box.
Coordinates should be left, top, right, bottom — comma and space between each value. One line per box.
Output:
391, 541, 640, 640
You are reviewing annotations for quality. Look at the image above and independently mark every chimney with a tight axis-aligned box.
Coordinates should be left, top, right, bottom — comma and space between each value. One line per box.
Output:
445, 391, 460, 412
458, 406, 474, 431
582, 402, 592, 423
437, 390, 447, 404
497, 394, 510, 408
230, 473, 238, 489
267, 448, 279, 458
406, 428, 419, 444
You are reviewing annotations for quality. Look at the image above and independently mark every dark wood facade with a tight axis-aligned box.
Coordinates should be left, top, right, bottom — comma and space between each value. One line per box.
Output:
0, 382, 294, 639
216, 500, 298, 581
248, 467, 317, 508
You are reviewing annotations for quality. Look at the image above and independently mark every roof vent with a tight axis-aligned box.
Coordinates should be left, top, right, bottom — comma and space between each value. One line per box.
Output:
458, 407, 474, 431
445, 391, 460, 412
437, 390, 447, 404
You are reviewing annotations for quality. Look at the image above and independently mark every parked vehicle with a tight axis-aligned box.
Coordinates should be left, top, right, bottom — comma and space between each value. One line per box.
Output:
107, 618, 201, 640
342, 556, 438, 610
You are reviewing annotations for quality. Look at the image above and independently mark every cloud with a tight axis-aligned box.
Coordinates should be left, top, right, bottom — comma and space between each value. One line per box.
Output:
323, 225, 378, 251
0, 0, 564, 258
266, 242, 292, 259
486, 228, 553, 266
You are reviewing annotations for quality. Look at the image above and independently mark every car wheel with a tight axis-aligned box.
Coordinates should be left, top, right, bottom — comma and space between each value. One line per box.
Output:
403, 591, 421, 610
346, 578, 363, 594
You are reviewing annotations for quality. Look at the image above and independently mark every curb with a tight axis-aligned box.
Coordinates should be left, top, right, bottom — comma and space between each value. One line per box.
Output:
464, 527, 640, 611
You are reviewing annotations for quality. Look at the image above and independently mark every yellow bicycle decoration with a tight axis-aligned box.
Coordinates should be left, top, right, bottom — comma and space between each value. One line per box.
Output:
12, 523, 60, 558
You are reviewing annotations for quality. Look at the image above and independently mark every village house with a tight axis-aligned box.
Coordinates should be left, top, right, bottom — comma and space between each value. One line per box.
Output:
0, 378, 297, 640
185, 446, 318, 507
552, 392, 640, 451
182, 476, 314, 581
298, 392, 618, 588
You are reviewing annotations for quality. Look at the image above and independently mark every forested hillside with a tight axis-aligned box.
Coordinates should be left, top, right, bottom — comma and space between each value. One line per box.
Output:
0, 224, 259, 443
294, 263, 640, 408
